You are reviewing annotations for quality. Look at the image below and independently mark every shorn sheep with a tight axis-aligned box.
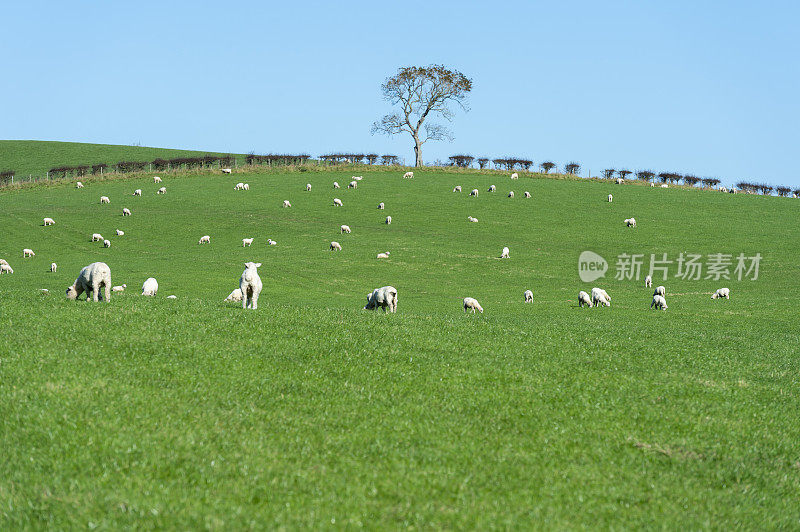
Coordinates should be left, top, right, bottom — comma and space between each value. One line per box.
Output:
470, 189, 479, 197
306, 183, 312, 191
524, 290, 533, 303
333, 198, 343, 207
240, 262, 263, 310
453, 186, 462, 192
112, 284, 127, 292
199, 235, 211, 244
578, 290, 593, 308
608, 194, 613, 202
133, 189, 142, 196
225, 288, 243, 302
122, 208, 131, 216
23, 248, 35, 258
348, 181, 357, 189
651, 294, 668, 310
153, 176, 162, 183
66, 262, 111, 302
116, 229, 124, 236
100, 196, 110, 204
653, 286, 666, 297
385, 216, 392, 225
0, 264, 13, 274
508, 191, 514, 198
76, 182, 84, 188
403, 171, 414, 179
510, 172, 518, 180
488, 184, 496, 192
242, 238, 254, 247
157, 187, 167, 194
591, 287, 611, 307
501, 246, 510, 259
330, 241, 342, 251
43, 217, 55, 226
103, 239, 111, 248
283, 200, 291, 208
364, 286, 398, 313
463, 297, 484, 313
376, 252, 390, 259
645, 275, 652, 288
524, 191, 531, 198
378, 202, 385, 209
141, 277, 159, 296
340, 225, 351, 234
711, 287, 730, 299
50, 262, 57, 273
92, 233, 103, 242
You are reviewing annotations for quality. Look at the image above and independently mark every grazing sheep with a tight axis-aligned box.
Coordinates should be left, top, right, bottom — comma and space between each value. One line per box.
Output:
385, 216, 392, 225
378, 202, 385, 209
651, 294, 668, 310
76, 181, 84, 188
91, 233, 103, 242
660, 184, 668, 188
624, 218, 637, 228
501, 246, 510, 259
116, 229, 125, 236
306, 183, 312, 191
608, 194, 613, 202
508, 191, 514, 198
729, 188, 737, 194
591, 287, 611, 307
364, 285, 398, 313
524, 191, 531, 198
133, 189, 142, 196
283, 200, 291, 208
376, 252, 390, 259
243, 184, 250, 191
453, 185, 462, 192
66, 262, 111, 302
488, 184, 496, 192
122, 208, 131, 216
103, 239, 111, 248
267, 239, 277, 246
166, 295, 177, 299
653, 285, 666, 297
225, 288, 243, 302
348, 181, 358, 189
112, 284, 127, 292
470, 189, 479, 197
157, 187, 167, 194
645, 275, 652, 288
467, 216, 478, 223
199, 235, 211, 244
43, 217, 55, 226
340, 225, 351, 234
141, 277, 158, 296
23, 248, 35, 258
50, 262, 57, 273
524, 290, 533, 303
100, 196, 110, 204
711, 287, 730, 300
222, 168, 232, 174
242, 237, 254, 247
720, 187, 728, 193
330, 241, 342, 251
352, 175, 363, 181
239, 262, 263, 310
333, 181, 340, 189
234, 182, 245, 190
578, 290, 593, 308
616, 178, 623, 184
0, 264, 13, 274
510, 172, 519, 180
463, 297, 484, 313
333, 198, 343, 207
403, 171, 414, 179
153, 176, 162, 183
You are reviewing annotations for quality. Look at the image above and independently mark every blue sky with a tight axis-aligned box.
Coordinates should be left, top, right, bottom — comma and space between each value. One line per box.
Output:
2, 1, 798, 186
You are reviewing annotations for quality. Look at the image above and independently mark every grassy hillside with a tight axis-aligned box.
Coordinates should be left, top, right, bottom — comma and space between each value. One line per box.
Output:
0, 140, 241, 178
0, 168, 798, 528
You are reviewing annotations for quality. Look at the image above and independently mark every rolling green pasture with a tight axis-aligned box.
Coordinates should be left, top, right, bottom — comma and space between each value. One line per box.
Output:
1, 167, 799, 528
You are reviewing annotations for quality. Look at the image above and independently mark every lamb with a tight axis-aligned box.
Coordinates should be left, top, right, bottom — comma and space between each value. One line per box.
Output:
50, 262, 57, 273
650, 183, 655, 187
166, 295, 177, 299
403, 171, 414, 179
578, 290, 593, 308
624, 218, 637, 227
283, 200, 291, 208
524, 290, 533, 303
234, 182, 245, 190
92, 233, 103, 242
711, 287, 730, 300
508, 191, 514, 198
43, 217, 55, 226
352, 175, 363, 181
239, 262, 263, 309
348, 181, 358, 189
242, 237, 254, 247
364, 285, 398, 313
470, 189, 479, 197
141, 277, 158, 296
221, 168, 232, 174
100, 196, 110, 204
645, 275, 652, 288
243, 184, 249, 190
488, 184, 496, 192
103, 239, 112, 248
23, 248, 35, 257
660, 184, 668, 188
376, 252, 390, 259
116, 229, 125, 236
267, 239, 277, 246
66, 261, 111, 302
122, 208, 132, 216
608, 194, 613, 202
224, 288, 243, 302
463, 297, 484, 313
616, 178, 623, 184
510, 172, 519, 180
199, 235, 211, 244
112, 284, 127, 292
653, 285, 666, 297
0, 264, 13, 274
385, 216, 392, 225
524, 191, 531, 198
153, 176, 162, 183
501, 246, 510, 259
720, 187, 728, 193
157, 187, 167, 194
330, 241, 342, 251
378, 202, 385, 210
333, 198, 343, 207
306, 183, 312, 191
453, 185, 462, 192
651, 294, 668, 310
340, 225, 351, 234
133, 189, 142, 196
76, 182, 84, 188
591, 287, 611, 307
467, 216, 478, 223
333, 181, 340, 189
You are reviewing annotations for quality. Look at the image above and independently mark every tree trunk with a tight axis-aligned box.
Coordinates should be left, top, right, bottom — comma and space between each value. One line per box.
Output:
413, 137, 423, 167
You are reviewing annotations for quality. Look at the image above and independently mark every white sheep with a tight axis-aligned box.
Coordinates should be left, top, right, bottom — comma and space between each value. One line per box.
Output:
43, 217, 55, 226
376, 252, 390, 259
340, 225, 351, 234
141, 277, 159, 296
510, 172, 519, 180
508, 191, 515, 198
0, 259, 8, 265
153, 176, 162, 183
403, 171, 414, 179
23, 248, 35, 258
578, 290, 593, 308
470, 189, 479, 197
133, 189, 142, 196
167, 295, 177, 299
378, 202, 385, 210
467, 216, 478, 223
240, 262, 263, 309
364, 286, 397, 313
624, 218, 637, 228
330, 241, 342, 251
66, 262, 111, 302
333, 181, 340, 189
283, 200, 291, 208
122, 208, 132, 216
333, 198, 343, 207
76, 181, 84, 188
645, 275, 652, 288
100, 196, 110, 204
352, 175, 363, 181
463, 297, 483, 313
591, 287, 611, 307
234, 182, 245, 190
488, 184, 496, 192
385, 216, 392, 225
267, 239, 277, 246
0, 264, 13, 274
524, 290, 533, 303
711, 287, 730, 300
243, 184, 249, 190
157, 187, 167, 194
50, 262, 57, 273
616, 178, 623, 184
91, 233, 103, 242
306, 183, 312, 191
660, 184, 668, 188
116, 229, 125, 236
348, 181, 358, 189
524, 191, 531, 198
653, 285, 666, 297
608, 194, 613, 202
720, 187, 728, 193
650, 183, 655, 187
199, 235, 211, 244
112, 284, 127, 292
651, 294, 668, 310
453, 185, 462, 192
103, 239, 112, 248
221, 169, 232, 174
225, 288, 243, 302
501, 246, 510, 259
242, 237, 254, 247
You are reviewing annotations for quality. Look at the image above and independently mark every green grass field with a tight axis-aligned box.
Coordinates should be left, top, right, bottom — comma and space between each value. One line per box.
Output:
1, 154, 799, 528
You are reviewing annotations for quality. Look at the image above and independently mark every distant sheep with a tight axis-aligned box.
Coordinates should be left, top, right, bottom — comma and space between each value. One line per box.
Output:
653, 285, 666, 297
267, 239, 277, 246
234, 182, 245, 190
453, 185, 462, 192
240, 262, 263, 309
283, 200, 291, 208
624, 218, 637, 228
153, 176, 162, 183
385, 216, 392, 225
364, 286, 398, 313
616, 178, 623, 184
340, 225, 351, 234
578, 290, 593, 308
306, 183, 312, 191
508, 191, 514, 198
348, 181, 357, 189
43, 217, 55, 226
167, 295, 177, 299
23, 248, 35, 258
242, 238, 254, 247
645, 275, 652, 288
660, 184, 668, 188
403, 171, 414, 179
122, 208, 131, 216
488, 184, 496, 192
50, 262, 57, 273
510, 172, 518, 180
330, 241, 342, 251
199, 235, 211, 244
378, 202, 385, 209
0, 264, 13, 274
651, 294, 668, 310
221, 168, 232, 174
103, 239, 111, 248
333, 198, 343, 207
116, 229, 124, 236
501, 246, 510, 259
133, 189, 142, 196
66, 262, 111, 302
112, 284, 127, 292
608, 194, 613, 202
333, 181, 340, 189
470, 189, 479, 197
463, 297, 483, 313
225, 288, 243, 302
524, 191, 531, 198
591, 287, 611, 307
100, 196, 110, 204
76, 182, 84, 188
352, 175, 363, 181
467, 216, 478, 223
91, 233, 103, 242
141, 277, 159, 296
524, 290, 533, 303
157, 187, 166, 194
711, 287, 730, 300
376, 252, 390, 259
243, 184, 249, 191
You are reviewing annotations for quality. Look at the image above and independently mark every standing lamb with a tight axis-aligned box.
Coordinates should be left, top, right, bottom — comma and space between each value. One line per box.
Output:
100, 196, 110, 204
50, 262, 57, 273
133, 189, 142, 196
608, 194, 613, 202
488, 185, 496, 192
234, 183, 245, 190
199, 235, 211, 244
122, 208, 132, 216
616, 178, 623, 184
330, 241, 342, 251
500, 246, 510, 259
711, 288, 730, 299
651, 294, 668, 310
463, 297, 484, 313
43, 217, 55, 226
141, 277, 159, 296
157, 187, 167, 194
453, 186, 462, 192
591, 287, 611, 307
645, 275, 652, 288
283, 200, 291, 208
340, 225, 351, 234
624, 218, 637, 227
524, 191, 531, 198
0, 264, 13, 274
333, 198, 343, 207
578, 290, 593, 308
66, 262, 112, 302
306, 183, 312, 191
112, 284, 127, 292
364, 286, 398, 313
23, 248, 35, 258
385, 216, 392, 225
153, 176, 162, 183
92, 233, 103, 242
524, 290, 533, 303
510, 172, 519, 180
242, 238, 254, 247
76, 182, 84, 188
239, 262, 263, 310
403, 172, 414, 179
243, 184, 250, 190
103, 239, 112, 248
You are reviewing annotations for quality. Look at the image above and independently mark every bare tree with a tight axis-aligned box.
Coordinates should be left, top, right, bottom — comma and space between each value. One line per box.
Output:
371, 65, 473, 167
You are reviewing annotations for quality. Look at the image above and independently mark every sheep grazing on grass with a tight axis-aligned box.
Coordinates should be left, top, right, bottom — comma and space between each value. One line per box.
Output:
283, 200, 291, 208
453, 185, 462, 192
43, 217, 55, 226
470, 189, 479, 197
364, 286, 398, 313
76, 182, 84, 188
524, 191, 531, 198
711, 287, 730, 300
591, 287, 611, 307
720, 187, 728, 193
578, 290, 593, 308
616, 178, 623, 184
23, 248, 35, 258
378, 202, 385, 210
467, 216, 478, 223
330, 241, 342, 251
100, 196, 110, 204
608, 194, 613, 202
463, 297, 484, 313
199, 235, 211, 244
376, 252, 390, 259
385, 216, 392, 225
103, 239, 112, 248
501, 246, 510, 259
267, 239, 277, 246
524, 290, 533, 303
403, 171, 414, 179
234, 182, 245, 190
306, 183, 312, 191
352, 175, 363, 181
660, 184, 668, 188
508, 191, 514, 198
112, 284, 127, 292
653, 285, 666, 297
66, 262, 111, 302
157, 187, 166, 194
225, 288, 243, 302
92, 233, 103, 242
153, 176, 162, 183
624, 218, 637, 228
651, 294, 668, 310
242, 238, 254, 247
333, 198, 343, 207
221, 168, 232, 174
116, 229, 124, 236
348, 181, 358, 189
50, 262, 57, 273
645, 275, 652, 288
488, 184, 496, 192
141, 277, 158, 296
510, 172, 519, 180
133, 189, 142, 196
340, 225, 351, 234
122, 208, 132, 216
0, 264, 13, 274
239, 262, 263, 310
333, 181, 340, 189
243, 184, 250, 190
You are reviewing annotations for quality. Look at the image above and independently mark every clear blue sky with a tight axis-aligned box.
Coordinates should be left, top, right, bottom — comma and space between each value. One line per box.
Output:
2, 1, 798, 187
